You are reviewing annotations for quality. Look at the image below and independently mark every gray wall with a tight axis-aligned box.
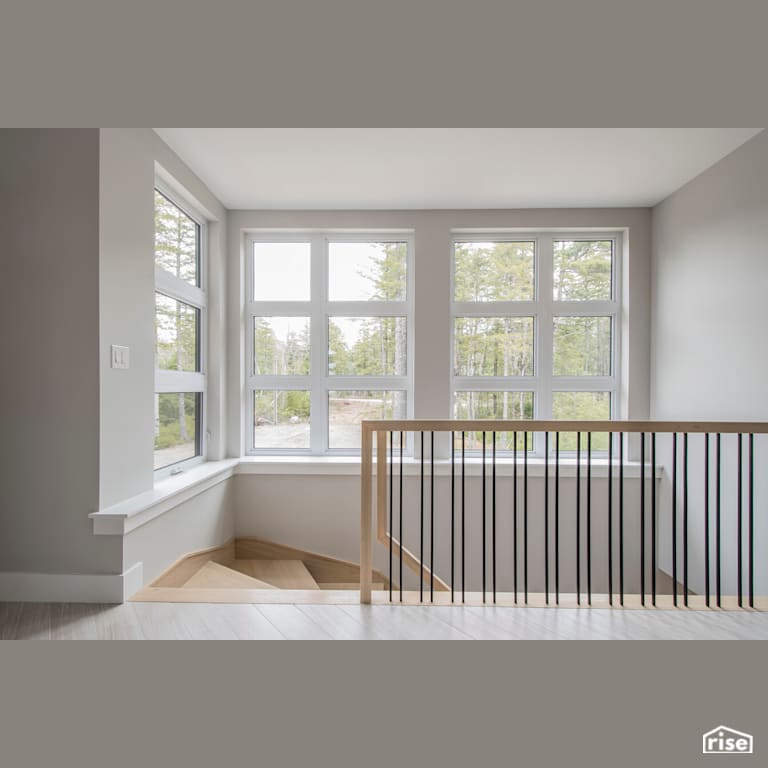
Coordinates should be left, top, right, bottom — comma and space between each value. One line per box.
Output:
0, 128, 232, 588
651, 128, 768, 595
0, 129, 121, 574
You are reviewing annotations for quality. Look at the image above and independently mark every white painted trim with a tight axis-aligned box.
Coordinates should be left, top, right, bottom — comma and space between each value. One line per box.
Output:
89, 459, 238, 535
245, 231, 414, 455
450, 232, 622, 456
91, 454, 662, 535
236, 456, 661, 479
0, 562, 143, 604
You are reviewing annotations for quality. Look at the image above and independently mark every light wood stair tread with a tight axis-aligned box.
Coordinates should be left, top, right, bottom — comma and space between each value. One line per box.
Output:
181, 561, 276, 590
229, 560, 320, 590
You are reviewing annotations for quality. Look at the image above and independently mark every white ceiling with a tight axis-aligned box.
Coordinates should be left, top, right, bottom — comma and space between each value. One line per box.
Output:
154, 128, 763, 210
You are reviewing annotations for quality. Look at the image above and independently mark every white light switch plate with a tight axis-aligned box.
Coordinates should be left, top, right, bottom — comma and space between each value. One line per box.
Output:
111, 344, 130, 369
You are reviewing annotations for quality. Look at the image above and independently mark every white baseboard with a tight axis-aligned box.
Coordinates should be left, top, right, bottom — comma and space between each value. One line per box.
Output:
0, 562, 143, 603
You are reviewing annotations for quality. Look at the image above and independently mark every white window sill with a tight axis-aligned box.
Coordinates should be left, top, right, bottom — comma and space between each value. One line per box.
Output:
89, 459, 239, 535
91, 456, 662, 536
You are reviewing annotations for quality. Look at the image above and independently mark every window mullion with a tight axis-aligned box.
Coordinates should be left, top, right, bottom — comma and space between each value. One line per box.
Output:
537, 235, 554, 421
310, 235, 327, 454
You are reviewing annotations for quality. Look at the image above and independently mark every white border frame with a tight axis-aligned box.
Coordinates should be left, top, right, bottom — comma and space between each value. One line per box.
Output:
153, 179, 208, 477
245, 231, 415, 456
450, 231, 622, 455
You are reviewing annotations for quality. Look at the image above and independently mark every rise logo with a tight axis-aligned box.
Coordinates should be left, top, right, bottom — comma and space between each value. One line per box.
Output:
702, 726, 754, 755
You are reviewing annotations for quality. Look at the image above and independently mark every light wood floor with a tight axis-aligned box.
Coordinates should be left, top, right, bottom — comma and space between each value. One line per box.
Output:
2, 601, 768, 640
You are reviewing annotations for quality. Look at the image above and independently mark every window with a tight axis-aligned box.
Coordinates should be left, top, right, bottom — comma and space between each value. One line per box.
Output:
452, 234, 619, 452
247, 234, 412, 454
154, 186, 207, 471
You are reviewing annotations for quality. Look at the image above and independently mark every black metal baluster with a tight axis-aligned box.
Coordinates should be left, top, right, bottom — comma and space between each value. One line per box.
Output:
389, 431, 393, 602
684, 432, 689, 607
749, 433, 754, 609
513, 431, 518, 604
451, 431, 455, 603
705, 433, 710, 607
555, 432, 560, 605
716, 433, 721, 608
608, 431, 613, 606
738, 433, 743, 608
652, 432, 657, 607
587, 431, 592, 606
399, 431, 403, 603
576, 432, 581, 606
492, 431, 497, 604
545, 431, 550, 605
641, 432, 645, 606
482, 431, 486, 603
420, 431, 424, 603
462, 431, 466, 604
430, 431, 435, 604
672, 433, 677, 607
620, 432, 624, 607
524, 430, 528, 605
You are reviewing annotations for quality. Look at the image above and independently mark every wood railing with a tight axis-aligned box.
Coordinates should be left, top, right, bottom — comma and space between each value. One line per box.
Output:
360, 420, 767, 610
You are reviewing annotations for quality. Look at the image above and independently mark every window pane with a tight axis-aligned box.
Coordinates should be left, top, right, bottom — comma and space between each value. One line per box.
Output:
154, 191, 199, 285
553, 240, 612, 301
454, 317, 534, 377
155, 293, 199, 372
328, 242, 407, 301
253, 317, 310, 375
328, 391, 406, 450
154, 393, 200, 469
253, 242, 311, 301
253, 390, 311, 449
553, 316, 611, 376
454, 241, 535, 302
454, 391, 533, 450
552, 391, 611, 450
328, 317, 406, 376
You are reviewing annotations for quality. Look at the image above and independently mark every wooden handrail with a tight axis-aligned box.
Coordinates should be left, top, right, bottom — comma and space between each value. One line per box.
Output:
361, 419, 768, 435
360, 418, 768, 606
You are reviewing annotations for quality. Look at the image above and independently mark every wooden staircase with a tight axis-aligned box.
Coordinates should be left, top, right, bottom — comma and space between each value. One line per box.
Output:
130, 538, 388, 604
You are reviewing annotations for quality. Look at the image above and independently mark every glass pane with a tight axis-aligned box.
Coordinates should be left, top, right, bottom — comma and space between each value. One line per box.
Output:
454, 241, 535, 301
328, 317, 406, 376
553, 240, 612, 301
253, 390, 311, 449
454, 317, 534, 377
328, 242, 407, 301
253, 317, 310, 376
154, 190, 199, 285
552, 391, 611, 450
253, 242, 311, 301
154, 393, 200, 469
453, 391, 533, 450
553, 316, 611, 376
328, 391, 406, 450
155, 293, 199, 372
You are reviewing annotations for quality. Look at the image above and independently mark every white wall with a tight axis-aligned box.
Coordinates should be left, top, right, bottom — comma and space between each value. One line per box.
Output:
652, 128, 768, 596
123, 479, 235, 585
234, 470, 654, 595
98, 128, 232, 591
0, 129, 122, 576
99, 129, 229, 509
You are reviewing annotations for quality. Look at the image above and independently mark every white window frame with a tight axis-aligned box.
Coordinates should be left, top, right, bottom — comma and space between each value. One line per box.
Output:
245, 232, 414, 456
153, 179, 208, 477
451, 231, 621, 455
